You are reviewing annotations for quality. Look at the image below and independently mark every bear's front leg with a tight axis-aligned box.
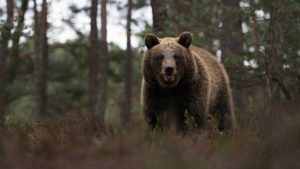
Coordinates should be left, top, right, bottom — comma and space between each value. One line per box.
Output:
187, 97, 208, 130
142, 85, 158, 130
166, 103, 187, 133
174, 107, 187, 133
143, 105, 157, 130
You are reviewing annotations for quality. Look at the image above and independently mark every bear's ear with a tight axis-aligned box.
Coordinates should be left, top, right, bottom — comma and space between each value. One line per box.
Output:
177, 31, 192, 48
145, 33, 159, 49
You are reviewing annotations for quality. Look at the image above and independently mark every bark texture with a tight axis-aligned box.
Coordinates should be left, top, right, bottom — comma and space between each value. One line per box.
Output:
33, 0, 48, 119
122, 0, 133, 124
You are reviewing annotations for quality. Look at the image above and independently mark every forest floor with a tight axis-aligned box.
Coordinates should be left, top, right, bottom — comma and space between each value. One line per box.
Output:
1, 104, 300, 169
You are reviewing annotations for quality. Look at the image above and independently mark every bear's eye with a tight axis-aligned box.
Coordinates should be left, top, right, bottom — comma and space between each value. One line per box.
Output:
174, 54, 182, 59
155, 54, 164, 59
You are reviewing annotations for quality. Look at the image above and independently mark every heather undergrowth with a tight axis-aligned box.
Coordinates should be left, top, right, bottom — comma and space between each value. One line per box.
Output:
1, 104, 300, 169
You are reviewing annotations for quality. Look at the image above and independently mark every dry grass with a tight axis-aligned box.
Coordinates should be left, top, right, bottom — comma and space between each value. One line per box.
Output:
1, 104, 300, 169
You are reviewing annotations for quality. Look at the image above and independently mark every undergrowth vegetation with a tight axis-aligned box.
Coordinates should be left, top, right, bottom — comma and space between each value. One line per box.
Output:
1, 103, 300, 169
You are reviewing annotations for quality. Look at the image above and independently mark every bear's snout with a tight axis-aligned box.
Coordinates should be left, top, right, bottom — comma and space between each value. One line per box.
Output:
158, 57, 179, 85
161, 66, 177, 84
162, 57, 176, 77
165, 67, 174, 76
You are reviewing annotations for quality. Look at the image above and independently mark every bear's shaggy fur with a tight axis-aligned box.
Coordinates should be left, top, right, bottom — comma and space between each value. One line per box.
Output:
141, 32, 236, 132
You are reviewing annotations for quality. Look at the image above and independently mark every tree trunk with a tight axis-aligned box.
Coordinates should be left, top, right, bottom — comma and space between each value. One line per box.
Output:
171, 0, 191, 34
122, 0, 133, 124
171, 0, 181, 34
89, 0, 101, 121
8, 0, 29, 83
265, 1, 285, 102
150, 0, 169, 35
0, 0, 15, 126
96, 0, 108, 125
220, 0, 244, 110
250, 0, 261, 65
33, 0, 48, 120
0, 41, 6, 127
220, 0, 243, 64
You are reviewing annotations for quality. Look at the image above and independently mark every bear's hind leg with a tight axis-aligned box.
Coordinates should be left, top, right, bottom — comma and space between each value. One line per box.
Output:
215, 89, 236, 132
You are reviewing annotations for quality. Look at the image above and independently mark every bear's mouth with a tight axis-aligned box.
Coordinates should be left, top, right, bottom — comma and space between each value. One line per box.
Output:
158, 74, 179, 87
164, 75, 175, 82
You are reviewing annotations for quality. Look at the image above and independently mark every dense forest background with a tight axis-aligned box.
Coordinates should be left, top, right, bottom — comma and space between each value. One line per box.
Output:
0, 0, 300, 168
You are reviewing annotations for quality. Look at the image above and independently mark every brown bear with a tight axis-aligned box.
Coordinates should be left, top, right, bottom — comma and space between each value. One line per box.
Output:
141, 32, 236, 132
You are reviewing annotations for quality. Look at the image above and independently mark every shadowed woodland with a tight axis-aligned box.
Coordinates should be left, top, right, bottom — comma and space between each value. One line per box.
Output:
0, 0, 300, 168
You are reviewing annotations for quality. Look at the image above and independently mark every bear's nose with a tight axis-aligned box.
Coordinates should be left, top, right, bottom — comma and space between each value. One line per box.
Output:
165, 67, 174, 76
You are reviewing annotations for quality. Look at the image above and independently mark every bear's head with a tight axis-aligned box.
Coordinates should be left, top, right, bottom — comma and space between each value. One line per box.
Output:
143, 32, 193, 88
